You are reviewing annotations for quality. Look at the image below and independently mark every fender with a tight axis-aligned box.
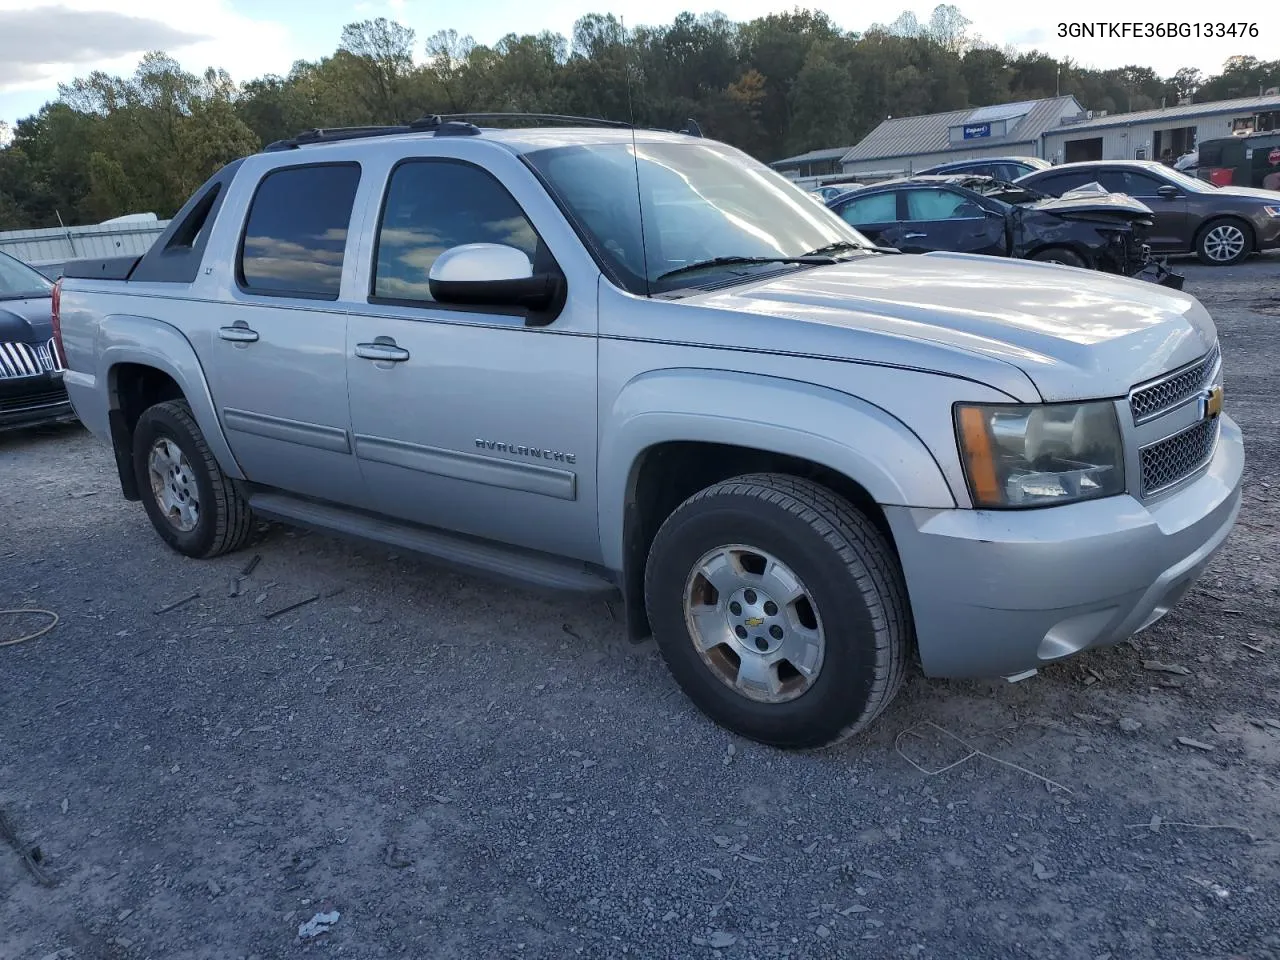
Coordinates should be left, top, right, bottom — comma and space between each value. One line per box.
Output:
597, 367, 956, 572
97, 314, 245, 480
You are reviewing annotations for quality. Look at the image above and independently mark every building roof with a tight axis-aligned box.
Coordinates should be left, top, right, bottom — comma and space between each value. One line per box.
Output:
841, 96, 1083, 164
1045, 93, 1280, 134
770, 146, 855, 167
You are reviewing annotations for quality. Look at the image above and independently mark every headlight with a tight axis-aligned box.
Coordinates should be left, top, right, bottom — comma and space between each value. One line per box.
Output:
1264, 205, 1280, 218
954, 401, 1125, 508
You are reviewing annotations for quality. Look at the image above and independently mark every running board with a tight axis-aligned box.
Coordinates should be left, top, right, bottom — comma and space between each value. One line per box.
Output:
248, 491, 617, 595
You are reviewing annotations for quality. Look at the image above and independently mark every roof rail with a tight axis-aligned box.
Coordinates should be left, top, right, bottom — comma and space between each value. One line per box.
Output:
432, 112, 634, 129
261, 112, 705, 151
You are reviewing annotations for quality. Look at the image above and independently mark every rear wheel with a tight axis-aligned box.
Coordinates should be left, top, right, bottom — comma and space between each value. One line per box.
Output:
1030, 247, 1087, 268
132, 400, 254, 558
1195, 218, 1251, 265
644, 474, 910, 748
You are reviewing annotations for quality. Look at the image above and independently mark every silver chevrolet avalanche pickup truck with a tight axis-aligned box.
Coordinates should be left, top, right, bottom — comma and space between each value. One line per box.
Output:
55, 117, 1244, 748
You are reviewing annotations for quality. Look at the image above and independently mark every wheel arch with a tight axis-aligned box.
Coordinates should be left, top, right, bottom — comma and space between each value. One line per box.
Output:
99, 315, 244, 499
599, 369, 956, 642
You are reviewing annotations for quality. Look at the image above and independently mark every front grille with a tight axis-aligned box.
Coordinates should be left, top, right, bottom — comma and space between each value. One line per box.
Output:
0, 339, 61, 380
1140, 417, 1219, 495
0, 385, 69, 413
1129, 343, 1220, 423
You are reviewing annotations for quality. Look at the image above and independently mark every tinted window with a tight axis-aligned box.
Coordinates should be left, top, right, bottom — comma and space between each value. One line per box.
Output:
838, 192, 897, 226
373, 160, 539, 303
1025, 170, 1097, 195
906, 188, 983, 220
239, 164, 360, 299
1120, 171, 1168, 195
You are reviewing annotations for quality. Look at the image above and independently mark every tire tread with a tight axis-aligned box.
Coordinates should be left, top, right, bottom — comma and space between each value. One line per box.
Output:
649, 473, 911, 746
142, 400, 254, 558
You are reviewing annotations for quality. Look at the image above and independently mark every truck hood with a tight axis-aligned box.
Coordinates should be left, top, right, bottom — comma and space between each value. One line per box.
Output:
696, 252, 1215, 402
0, 297, 54, 342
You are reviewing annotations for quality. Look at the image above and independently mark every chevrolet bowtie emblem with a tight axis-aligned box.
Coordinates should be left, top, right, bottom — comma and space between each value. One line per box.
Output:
1203, 385, 1224, 420
743, 617, 765, 628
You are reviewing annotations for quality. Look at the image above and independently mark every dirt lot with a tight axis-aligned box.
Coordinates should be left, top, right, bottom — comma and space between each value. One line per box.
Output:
3, 257, 1280, 960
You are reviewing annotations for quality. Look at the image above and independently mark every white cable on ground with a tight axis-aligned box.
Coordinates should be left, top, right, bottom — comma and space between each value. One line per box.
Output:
0, 609, 59, 647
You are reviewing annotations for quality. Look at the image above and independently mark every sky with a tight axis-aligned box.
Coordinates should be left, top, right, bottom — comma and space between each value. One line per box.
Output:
1, 0, 1277, 128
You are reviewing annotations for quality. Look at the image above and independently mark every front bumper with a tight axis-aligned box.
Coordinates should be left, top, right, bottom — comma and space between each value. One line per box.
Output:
1256, 219, 1280, 252
0, 373, 77, 432
885, 414, 1244, 678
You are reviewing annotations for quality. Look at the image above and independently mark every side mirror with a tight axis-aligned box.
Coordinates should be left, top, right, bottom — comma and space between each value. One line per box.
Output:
428, 243, 561, 311
1157, 184, 1180, 199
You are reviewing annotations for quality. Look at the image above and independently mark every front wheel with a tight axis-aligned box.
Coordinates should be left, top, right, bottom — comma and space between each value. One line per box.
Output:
644, 474, 910, 748
132, 399, 255, 558
1030, 247, 1087, 268
1195, 218, 1252, 265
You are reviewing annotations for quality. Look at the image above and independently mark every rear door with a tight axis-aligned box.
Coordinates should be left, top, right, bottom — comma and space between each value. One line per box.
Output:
830, 190, 899, 244
194, 161, 367, 506
889, 186, 1007, 256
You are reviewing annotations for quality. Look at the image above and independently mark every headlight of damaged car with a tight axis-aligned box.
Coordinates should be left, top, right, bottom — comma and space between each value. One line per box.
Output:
954, 401, 1125, 508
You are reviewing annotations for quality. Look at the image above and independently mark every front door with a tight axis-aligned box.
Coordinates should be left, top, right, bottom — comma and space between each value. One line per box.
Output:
1096, 169, 1190, 251
193, 161, 367, 506
345, 157, 600, 562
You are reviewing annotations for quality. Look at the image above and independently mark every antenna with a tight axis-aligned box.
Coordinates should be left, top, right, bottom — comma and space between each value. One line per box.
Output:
620, 16, 651, 297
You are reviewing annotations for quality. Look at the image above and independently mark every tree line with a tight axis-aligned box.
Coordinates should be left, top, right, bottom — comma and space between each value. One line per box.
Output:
1, 5, 1276, 230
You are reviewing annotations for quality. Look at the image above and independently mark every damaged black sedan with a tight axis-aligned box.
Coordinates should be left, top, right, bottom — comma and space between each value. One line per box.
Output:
826, 175, 1182, 288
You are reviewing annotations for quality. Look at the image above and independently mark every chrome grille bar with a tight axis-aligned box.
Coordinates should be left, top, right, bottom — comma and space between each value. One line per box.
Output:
1128, 343, 1220, 424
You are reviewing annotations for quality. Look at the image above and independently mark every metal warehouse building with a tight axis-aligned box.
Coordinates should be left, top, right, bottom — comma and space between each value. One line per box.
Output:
772, 93, 1280, 184
833, 96, 1083, 179
1040, 93, 1280, 165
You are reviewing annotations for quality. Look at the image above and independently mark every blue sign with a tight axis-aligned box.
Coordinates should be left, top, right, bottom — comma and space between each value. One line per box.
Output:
963, 123, 991, 140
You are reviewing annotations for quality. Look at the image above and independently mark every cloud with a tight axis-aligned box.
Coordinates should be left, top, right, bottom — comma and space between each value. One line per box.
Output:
0, 7, 206, 87
0, 0, 297, 98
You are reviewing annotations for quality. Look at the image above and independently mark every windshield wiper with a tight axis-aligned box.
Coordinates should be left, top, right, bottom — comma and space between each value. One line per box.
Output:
803, 240, 901, 257
655, 254, 835, 284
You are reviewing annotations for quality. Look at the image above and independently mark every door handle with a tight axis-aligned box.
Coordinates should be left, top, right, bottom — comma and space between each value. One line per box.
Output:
902, 232, 927, 239
355, 339, 410, 363
218, 323, 259, 343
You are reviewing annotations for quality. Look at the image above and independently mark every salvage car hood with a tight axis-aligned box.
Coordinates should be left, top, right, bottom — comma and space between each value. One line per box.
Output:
0, 297, 54, 342
692, 252, 1215, 402
1025, 191, 1154, 218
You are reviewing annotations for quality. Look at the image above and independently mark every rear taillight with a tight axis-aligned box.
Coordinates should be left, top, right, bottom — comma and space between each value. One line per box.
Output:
51, 279, 66, 367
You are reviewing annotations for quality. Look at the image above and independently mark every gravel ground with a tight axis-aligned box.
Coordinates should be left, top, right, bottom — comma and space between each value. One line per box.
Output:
3, 257, 1280, 960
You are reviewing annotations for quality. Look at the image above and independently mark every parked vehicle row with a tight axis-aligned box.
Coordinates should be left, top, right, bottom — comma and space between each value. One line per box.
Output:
50, 116, 1243, 749
825, 174, 1182, 287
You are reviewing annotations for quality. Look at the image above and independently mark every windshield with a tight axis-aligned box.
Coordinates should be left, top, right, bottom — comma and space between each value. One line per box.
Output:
0, 252, 54, 300
524, 141, 873, 295
1158, 166, 1217, 192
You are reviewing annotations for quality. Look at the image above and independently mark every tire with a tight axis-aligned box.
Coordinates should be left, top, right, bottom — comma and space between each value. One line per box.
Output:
644, 473, 910, 749
1030, 247, 1087, 268
132, 399, 254, 558
1195, 218, 1252, 265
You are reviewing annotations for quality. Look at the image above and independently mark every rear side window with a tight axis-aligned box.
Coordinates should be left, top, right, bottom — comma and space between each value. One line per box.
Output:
372, 159, 539, 304
837, 192, 898, 226
238, 163, 361, 299
1026, 171, 1096, 195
